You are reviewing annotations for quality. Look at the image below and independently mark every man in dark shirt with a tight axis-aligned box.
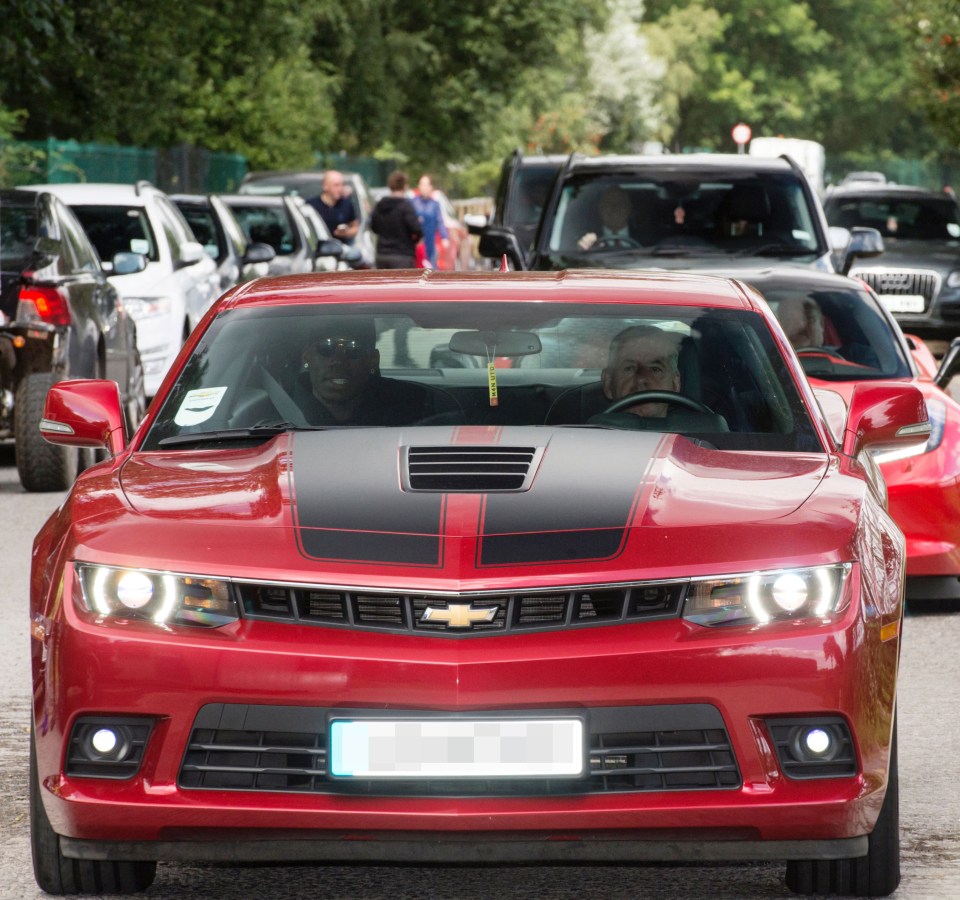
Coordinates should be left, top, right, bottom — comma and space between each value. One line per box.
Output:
308, 170, 359, 242
295, 315, 452, 425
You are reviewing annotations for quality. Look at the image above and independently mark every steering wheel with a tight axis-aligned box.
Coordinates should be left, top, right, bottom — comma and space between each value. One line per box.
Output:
603, 390, 716, 416
590, 234, 641, 251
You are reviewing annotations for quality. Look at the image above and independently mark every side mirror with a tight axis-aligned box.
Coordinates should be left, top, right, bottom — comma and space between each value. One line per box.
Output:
315, 238, 346, 259
477, 226, 526, 269
40, 379, 127, 456
177, 240, 207, 268
242, 241, 276, 265
838, 226, 884, 275
464, 212, 489, 236
111, 251, 147, 276
935, 336, 960, 390
842, 381, 929, 457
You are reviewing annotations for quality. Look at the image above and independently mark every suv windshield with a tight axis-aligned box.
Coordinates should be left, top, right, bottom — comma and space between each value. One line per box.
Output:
825, 192, 960, 241
542, 171, 822, 267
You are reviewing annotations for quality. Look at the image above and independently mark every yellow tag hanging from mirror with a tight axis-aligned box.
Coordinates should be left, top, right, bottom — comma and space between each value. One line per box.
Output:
487, 361, 499, 407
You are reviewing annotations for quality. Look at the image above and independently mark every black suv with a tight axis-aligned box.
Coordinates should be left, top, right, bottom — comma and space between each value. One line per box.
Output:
0, 189, 145, 491
823, 179, 960, 339
466, 150, 567, 267
477, 153, 881, 277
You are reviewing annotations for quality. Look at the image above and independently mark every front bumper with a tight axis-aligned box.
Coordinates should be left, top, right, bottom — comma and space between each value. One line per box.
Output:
32, 572, 898, 861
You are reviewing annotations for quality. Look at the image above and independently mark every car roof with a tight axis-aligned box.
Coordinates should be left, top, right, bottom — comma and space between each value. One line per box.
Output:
221, 269, 757, 313
21, 182, 159, 204
219, 193, 292, 206
826, 182, 952, 201
565, 153, 797, 175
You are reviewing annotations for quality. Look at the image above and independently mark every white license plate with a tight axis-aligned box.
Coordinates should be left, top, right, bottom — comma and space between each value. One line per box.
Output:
877, 294, 925, 314
329, 718, 584, 778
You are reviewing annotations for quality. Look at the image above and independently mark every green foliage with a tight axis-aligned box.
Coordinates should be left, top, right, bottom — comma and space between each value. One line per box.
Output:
906, 1, 960, 149
1, 0, 956, 192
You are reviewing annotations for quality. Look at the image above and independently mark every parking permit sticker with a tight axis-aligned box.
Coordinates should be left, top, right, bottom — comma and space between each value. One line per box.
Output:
174, 387, 227, 426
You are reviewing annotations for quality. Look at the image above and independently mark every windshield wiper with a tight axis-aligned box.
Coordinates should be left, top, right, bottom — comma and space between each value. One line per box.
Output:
158, 424, 313, 448
734, 243, 814, 258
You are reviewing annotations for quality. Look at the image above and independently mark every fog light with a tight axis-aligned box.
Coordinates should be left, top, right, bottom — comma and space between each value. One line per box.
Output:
789, 724, 840, 762
67, 716, 154, 779
90, 728, 119, 756
803, 727, 831, 756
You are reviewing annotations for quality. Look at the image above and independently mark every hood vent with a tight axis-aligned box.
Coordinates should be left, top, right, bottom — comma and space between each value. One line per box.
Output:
404, 445, 543, 492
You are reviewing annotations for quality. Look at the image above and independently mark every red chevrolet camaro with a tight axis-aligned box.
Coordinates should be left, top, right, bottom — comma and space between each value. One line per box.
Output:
30, 269, 928, 897
731, 265, 960, 605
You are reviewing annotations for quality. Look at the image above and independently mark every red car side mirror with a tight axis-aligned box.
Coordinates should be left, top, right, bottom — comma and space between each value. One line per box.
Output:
40, 379, 127, 457
842, 381, 930, 458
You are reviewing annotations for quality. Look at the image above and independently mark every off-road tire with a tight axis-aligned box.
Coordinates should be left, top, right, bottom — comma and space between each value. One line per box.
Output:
15, 372, 76, 492
30, 726, 157, 895
785, 719, 900, 897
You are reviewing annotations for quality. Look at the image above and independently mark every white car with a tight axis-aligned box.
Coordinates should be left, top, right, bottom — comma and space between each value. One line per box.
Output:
25, 181, 219, 396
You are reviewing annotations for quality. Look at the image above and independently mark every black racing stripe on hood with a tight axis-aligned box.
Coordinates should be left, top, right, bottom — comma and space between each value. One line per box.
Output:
477, 430, 662, 566
291, 431, 444, 567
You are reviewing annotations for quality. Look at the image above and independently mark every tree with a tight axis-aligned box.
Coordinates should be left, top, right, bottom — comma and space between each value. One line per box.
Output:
906, 1, 960, 149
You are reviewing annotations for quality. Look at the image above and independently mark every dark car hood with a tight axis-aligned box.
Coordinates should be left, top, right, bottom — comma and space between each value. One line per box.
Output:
849, 238, 960, 271
106, 426, 840, 587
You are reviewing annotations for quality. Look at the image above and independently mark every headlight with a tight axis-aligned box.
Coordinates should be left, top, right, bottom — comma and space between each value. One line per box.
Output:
946, 269, 960, 288
872, 397, 945, 464
682, 564, 851, 626
123, 296, 173, 320
77, 564, 239, 627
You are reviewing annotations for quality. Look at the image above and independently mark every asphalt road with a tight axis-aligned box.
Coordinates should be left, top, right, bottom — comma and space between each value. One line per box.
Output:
1, 445, 959, 899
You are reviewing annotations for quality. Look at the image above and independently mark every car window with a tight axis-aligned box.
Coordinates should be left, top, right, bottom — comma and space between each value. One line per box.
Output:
178, 205, 224, 261
0, 201, 38, 264
229, 203, 297, 255
213, 198, 248, 254
57, 201, 102, 273
71, 205, 159, 262
825, 194, 960, 240
767, 285, 913, 381
142, 301, 821, 454
155, 196, 199, 263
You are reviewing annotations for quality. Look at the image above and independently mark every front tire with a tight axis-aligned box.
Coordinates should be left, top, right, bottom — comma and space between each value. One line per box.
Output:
15, 373, 76, 492
786, 719, 900, 897
31, 726, 156, 895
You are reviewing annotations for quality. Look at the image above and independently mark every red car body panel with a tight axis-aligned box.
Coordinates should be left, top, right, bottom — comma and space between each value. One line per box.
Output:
29, 270, 914, 885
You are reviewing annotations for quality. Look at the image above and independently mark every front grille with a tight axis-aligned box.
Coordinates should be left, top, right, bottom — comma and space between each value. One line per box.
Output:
851, 266, 941, 312
179, 704, 741, 796
236, 581, 686, 635
403, 445, 542, 492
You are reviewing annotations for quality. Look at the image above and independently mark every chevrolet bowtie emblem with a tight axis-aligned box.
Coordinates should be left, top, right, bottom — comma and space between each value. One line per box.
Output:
421, 603, 497, 628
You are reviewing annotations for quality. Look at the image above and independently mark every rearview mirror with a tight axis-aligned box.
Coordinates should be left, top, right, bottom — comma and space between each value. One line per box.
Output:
448, 330, 542, 357
111, 251, 147, 275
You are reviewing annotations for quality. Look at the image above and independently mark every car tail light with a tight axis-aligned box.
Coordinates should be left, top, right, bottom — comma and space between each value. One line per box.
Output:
18, 285, 71, 326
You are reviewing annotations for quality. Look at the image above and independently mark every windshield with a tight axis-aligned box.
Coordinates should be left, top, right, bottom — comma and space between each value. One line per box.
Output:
544, 171, 822, 266
70, 204, 158, 262
825, 193, 960, 240
765, 283, 913, 382
142, 301, 821, 453
228, 202, 298, 256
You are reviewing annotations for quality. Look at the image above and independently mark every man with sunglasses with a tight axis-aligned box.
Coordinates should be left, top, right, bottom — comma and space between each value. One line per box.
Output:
297, 316, 453, 425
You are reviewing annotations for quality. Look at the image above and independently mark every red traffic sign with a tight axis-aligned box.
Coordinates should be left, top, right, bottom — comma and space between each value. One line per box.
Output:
731, 123, 752, 145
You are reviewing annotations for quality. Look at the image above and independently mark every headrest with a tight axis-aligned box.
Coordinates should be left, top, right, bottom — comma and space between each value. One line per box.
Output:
725, 184, 771, 223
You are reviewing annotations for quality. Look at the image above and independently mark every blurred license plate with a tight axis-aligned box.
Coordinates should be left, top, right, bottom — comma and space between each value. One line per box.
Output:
329, 718, 583, 778
877, 294, 925, 313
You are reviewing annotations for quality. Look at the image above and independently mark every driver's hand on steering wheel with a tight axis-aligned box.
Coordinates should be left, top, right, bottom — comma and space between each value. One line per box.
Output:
577, 231, 598, 250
